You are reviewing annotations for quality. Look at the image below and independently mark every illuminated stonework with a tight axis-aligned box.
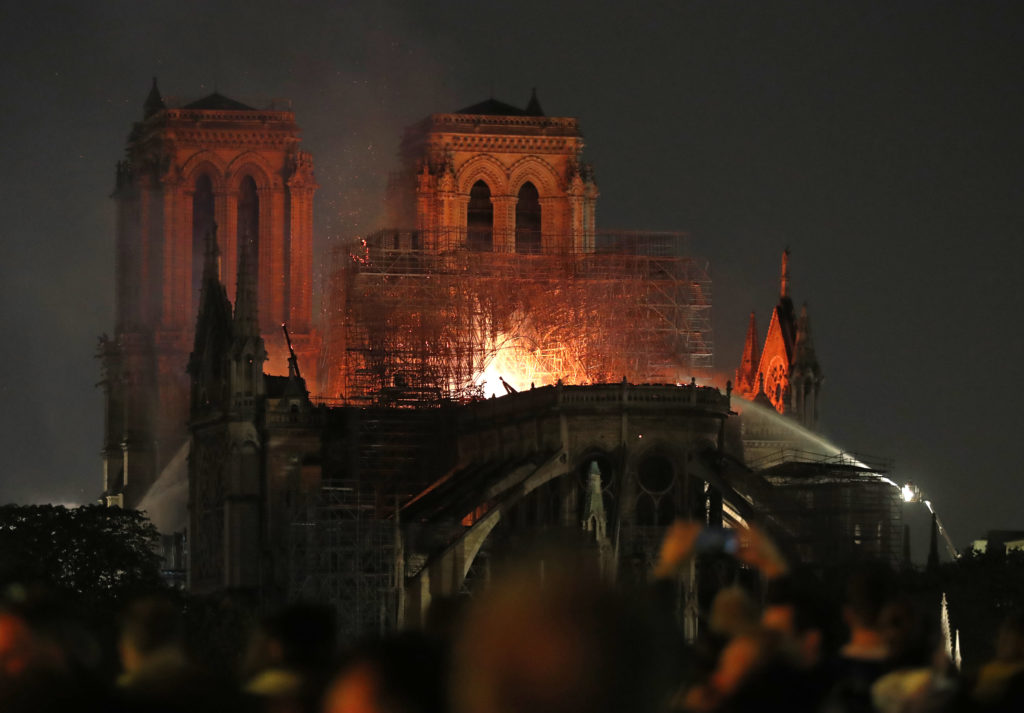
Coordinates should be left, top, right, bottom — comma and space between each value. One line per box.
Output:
324, 94, 712, 403
385, 93, 598, 253
100, 80, 319, 509
734, 250, 823, 427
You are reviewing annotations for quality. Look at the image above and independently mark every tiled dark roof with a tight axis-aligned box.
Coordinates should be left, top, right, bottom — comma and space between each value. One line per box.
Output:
184, 92, 255, 111
454, 97, 543, 117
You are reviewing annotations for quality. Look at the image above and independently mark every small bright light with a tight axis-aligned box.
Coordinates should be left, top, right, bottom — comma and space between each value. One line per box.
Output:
901, 482, 921, 503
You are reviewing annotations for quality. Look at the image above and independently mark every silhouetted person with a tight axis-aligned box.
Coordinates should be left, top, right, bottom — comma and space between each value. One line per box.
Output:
322, 632, 448, 713
242, 603, 336, 713
450, 552, 678, 713
726, 574, 834, 713
117, 594, 234, 712
0, 584, 111, 713
823, 564, 895, 713
972, 610, 1024, 712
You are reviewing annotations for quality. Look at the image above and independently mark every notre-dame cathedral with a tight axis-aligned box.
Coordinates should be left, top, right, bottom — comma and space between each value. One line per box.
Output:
102, 82, 901, 638
99, 80, 319, 510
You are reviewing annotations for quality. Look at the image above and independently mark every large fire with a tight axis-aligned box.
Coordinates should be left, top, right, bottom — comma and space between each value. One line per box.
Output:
476, 335, 546, 397
325, 234, 714, 405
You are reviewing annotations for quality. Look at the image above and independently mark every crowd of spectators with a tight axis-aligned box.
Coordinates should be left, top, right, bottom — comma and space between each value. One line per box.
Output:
2, 521, 1023, 713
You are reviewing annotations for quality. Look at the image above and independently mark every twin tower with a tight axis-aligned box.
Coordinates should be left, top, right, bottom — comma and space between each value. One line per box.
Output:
100, 82, 600, 509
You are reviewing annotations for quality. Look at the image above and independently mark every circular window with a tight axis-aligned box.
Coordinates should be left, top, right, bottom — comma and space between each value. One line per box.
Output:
637, 454, 674, 495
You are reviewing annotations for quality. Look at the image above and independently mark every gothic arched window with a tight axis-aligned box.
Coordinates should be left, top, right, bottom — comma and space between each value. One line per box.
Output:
515, 182, 542, 254
192, 174, 215, 305
467, 180, 493, 251
238, 176, 259, 268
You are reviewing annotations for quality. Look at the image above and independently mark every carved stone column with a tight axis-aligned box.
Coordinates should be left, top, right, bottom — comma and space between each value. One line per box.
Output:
491, 196, 518, 253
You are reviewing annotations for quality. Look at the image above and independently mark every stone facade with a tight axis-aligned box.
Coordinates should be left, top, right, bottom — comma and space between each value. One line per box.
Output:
385, 93, 598, 253
100, 81, 319, 509
735, 250, 824, 430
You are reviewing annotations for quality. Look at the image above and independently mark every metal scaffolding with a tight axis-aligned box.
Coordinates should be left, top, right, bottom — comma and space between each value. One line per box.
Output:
322, 230, 713, 405
752, 450, 904, 568
287, 479, 398, 641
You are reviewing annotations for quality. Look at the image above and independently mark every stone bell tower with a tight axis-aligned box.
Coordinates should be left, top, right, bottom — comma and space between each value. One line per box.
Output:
100, 79, 319, 509
385, 89, 598, 253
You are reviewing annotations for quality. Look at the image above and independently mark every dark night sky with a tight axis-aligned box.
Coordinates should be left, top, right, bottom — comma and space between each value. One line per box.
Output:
1, 1, 1021, 549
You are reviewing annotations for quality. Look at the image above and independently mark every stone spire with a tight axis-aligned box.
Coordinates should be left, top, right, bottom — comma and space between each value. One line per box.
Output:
144, 77, 165, 119
582, 462, 607, 541
792, 304, 819, 372
193, 223, 230, 343
188, 224, 233, 415
526, 87, 544, 116
234, 234, 259, 338
229, 233, 266, 416
737, 311, 759, 395
788, 303, 823, 428
780, 247, 791, 299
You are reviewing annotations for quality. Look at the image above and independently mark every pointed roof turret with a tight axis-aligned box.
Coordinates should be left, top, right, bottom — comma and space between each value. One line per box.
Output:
192, 224, 231, 349
791, 303, 820, 374
144, 77, 165, 118
780, 248, 791, 299
737, 311, 760, 395
234, 235, 260, 338
188, 224, 233, 410
525, 87, 544, 116
229, 233, 266, 416
774, 249, 796, 357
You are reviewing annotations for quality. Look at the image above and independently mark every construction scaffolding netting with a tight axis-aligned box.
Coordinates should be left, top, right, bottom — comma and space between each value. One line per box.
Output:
321, 230, 713, 405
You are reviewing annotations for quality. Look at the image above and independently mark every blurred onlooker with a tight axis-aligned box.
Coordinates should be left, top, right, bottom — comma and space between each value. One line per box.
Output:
242, 603, 336, 713
0, 584, 109, 713
450, 551, 677, 713
322, 632, 447, 713
869, 594, 953, 713
117, 593, 234, 712
971, 610, 1024, 711
822, 564, 895, 713
723, 574, 834, 712
680, 585, 768, 712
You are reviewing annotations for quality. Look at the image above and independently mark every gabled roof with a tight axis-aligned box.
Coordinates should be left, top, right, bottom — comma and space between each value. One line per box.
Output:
184, 92, 255, 111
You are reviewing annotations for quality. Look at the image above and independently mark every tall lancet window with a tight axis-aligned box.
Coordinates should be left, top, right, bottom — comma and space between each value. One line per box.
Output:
192, 175, 215, 306
466, 180, 493, 252
238, 176, 259, 269
515, 182, 542, 254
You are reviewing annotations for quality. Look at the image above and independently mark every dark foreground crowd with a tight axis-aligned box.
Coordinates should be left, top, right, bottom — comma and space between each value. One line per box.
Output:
2, 522, 1023, 713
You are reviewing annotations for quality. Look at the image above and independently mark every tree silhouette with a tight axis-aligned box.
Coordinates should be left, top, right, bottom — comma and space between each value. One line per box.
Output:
0, 504, 163, 605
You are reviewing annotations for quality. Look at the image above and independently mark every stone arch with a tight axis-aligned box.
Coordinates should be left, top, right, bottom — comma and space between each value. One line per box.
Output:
456, 154, 508, 196
180, 151, 228, 192
507, 155, 560, 198
629, 442, 685, 527
467, 180, 493, 251
515, 182, 542, 254
225, 152, 275, 192
405, 451, 567, 623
